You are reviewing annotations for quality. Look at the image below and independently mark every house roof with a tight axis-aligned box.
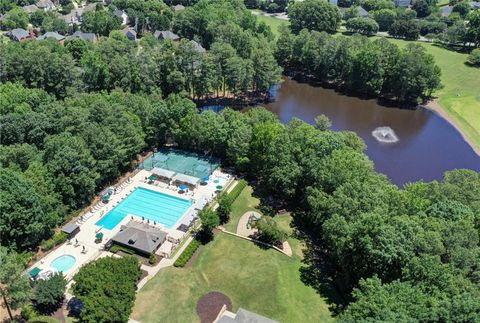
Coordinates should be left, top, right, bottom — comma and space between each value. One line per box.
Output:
217, 308, 279, 323
154, 30, 180, 41
441, 6, 453, 16
38, 31, 65, 41
173, 173, 199, 186
111, 220, 168, 254
67, 31, 97, 41
471, 1, 480, 9
113, 8, 126, 17
8, 28, 30, 41
358, 6, 368, 17
191, 40, 206, 53
23, 4, 39, 13
394, 0, 410, 7
122, 28, 137, 39
36, 0, 55, 8
173, 4, 185, 11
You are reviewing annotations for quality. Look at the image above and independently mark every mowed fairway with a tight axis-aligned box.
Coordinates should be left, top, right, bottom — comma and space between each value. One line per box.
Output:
131, 188, 332, 323
251, 10, 289, 38
385, 39, 480, 151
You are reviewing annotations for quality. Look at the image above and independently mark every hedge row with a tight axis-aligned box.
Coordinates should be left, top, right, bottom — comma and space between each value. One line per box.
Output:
226, 179, 247, 203
110, 244, 135, 255
174, 239, 201, 267
40, 232, 68, 252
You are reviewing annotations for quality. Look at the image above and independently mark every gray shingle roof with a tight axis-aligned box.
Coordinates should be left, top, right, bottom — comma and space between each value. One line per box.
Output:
23, 4, 39, 13
395, 0, 410, 7
154, 30, 180, 41
111, 221, 168, 254
8, 28, 30, 41
441, 6, 453, 17
191, 40, 206, 53
358, 6, 369, 17
36, 0, 55, 9
67, 31, 97, 41
38, 31, 65, 41
173, 4, 185, 11
218, 308, 279, 323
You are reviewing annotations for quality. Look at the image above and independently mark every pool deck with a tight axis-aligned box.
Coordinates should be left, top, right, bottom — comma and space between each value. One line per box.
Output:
28, 168, 233, 282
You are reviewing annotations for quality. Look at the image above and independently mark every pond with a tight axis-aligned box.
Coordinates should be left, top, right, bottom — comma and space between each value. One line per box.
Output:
263, 78, 480, 186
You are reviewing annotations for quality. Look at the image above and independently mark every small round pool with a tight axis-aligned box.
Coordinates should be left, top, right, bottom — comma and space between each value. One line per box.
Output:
50, 255, 76, 273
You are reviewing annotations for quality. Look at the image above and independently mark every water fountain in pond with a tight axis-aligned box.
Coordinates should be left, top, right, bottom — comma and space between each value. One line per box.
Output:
372, 127, 399, 143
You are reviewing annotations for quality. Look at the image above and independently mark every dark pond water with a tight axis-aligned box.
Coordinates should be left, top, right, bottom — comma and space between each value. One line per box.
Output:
263, 78, 480, 186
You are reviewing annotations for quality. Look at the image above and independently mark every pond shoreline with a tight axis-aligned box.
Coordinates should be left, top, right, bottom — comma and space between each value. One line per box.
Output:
424, 99, 480, 157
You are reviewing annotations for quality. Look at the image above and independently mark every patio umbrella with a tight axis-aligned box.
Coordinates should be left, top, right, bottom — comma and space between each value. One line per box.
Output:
102, 195, 110, 202
216, 185, 223, 190
201, 176, 210, 182
179, 184, 188, 191
95, 232, 104, 240
148, 175, 157, 181
29, 267, 41, 278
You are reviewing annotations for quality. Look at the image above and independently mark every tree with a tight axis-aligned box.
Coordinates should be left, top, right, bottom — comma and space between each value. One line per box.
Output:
361, 0, 394, 11
216, 193, 232, 224
81, 10, 122, 36
412, 0, 435, 18
467, 10, 480, 47
388, 19, 420, 40
254, 216, 287, 244
198, 208, 220, 242
41, 15, 68, 34
0, 247, 32, 321
0, 168, 54, 250
452, 1, 470, 18
345, 17, 379, 35
3, 7, 29, 29
467, 48, 480, 67
371, 9, 397, 31
72, 256, 141, 323
34, 273, 67, 314
289, 0, 341, 34
314, 114, 332, 131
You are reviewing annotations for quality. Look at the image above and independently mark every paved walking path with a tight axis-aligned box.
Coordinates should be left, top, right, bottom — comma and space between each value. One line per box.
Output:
236, 211, 261, 237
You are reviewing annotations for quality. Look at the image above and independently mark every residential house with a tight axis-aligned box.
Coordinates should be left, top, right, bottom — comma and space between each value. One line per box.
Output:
358, 6, 369, 17
38, 31, 65, 42
122, 28, 137, 41
110, 221, 168, 256
36, 0, 56, 11
23, 5, 39, 14
66, 31, 97, 42
154, 30, 180, 41
191, 40, 206, 54
471, 1, 480, 9
394, 0, 411, 7
216, 308, 279, 323
113, 8, 128, 25
7, 28, 33, 41
173, 4, 185, 11
441, 6, 453, 17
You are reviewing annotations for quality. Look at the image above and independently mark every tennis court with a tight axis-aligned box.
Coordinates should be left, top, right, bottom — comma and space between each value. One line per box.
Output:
139, 149, 219, 179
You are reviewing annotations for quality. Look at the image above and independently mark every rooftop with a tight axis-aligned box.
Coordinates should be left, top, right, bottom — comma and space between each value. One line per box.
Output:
111, 220, 168, 254
217, 308, 279, 323
154, 30, 180, 41
38, 31, 65, 41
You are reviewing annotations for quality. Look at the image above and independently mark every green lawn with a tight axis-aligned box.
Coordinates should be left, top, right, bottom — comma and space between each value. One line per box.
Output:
131, 187, 332, 323
381, 38, 480, 151
223, 185, 259, 232
251, 9, 289, 38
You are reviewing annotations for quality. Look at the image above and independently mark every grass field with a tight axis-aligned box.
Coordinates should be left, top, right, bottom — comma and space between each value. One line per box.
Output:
251, 9, 289, 38
131, 187, 332, 323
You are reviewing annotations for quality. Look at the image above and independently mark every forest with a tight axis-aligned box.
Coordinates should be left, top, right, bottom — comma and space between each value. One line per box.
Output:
1, 0, 479, 321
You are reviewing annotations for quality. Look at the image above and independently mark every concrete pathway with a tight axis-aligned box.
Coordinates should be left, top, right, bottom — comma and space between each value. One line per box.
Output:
236, 211, 262, 237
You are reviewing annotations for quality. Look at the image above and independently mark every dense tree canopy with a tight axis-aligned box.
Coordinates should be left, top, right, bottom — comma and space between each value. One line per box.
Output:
289, 0, 341, 34
72, 256, 141, 322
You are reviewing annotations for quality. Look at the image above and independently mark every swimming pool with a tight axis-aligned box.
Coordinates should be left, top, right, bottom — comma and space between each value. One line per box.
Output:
51, 255, 76, 273
96, 187, 192, 230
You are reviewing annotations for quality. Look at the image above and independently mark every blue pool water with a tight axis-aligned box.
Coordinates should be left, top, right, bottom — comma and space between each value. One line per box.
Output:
51, 255, 76, 273
96, 187, 192, 230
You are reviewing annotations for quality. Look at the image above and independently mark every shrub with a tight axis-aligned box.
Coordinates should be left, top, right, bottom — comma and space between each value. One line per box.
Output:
467, 49, 480, 67
216, 193, 233, 224
228, 179, 247, 202
346, 17, 379, 35
174, 239, 201, 267
110, 245, 134, 255
21, 304, 39, 320
149, 254, 157, 265
198, 208, 220, 242
41, 232, 67, 252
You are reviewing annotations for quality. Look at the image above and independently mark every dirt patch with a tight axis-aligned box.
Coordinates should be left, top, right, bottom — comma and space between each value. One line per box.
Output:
52, 305, 66, 323
196, 291, 232, 323
185, 244, 204, 268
